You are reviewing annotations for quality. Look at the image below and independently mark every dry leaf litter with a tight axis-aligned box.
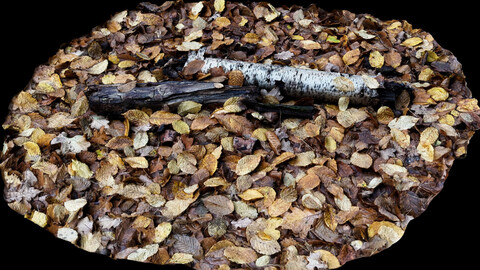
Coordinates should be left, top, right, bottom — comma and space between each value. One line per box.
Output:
1, 1, 479, 269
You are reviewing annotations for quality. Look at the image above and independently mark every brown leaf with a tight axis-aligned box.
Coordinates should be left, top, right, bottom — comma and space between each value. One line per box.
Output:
191, 115, 217, 130
297, 173, 320, 190
224, 246, 258, 264
202, 195, 234, 216
265, 130, 281, 155
105, 136, 133, 149
183, 59, 205, 76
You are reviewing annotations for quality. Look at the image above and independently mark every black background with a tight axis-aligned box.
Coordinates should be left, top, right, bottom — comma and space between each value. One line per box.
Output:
1, 1, 478, 269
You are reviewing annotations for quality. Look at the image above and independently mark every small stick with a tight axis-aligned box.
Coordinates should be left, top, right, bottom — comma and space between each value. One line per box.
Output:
186, 48, 384, 105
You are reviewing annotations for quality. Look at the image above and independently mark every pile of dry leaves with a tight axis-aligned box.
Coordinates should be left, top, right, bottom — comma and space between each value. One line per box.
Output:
1, 1, 479, 269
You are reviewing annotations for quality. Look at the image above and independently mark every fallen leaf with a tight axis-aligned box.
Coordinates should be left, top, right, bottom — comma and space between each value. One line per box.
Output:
176, 41, 203, 51
333, 77, 355, 92
64, 198, 87, 212
124, 156, 149, 169
289, 151, 315, 166
214, 0, 225, 12
369, 51, 384, 68
427, 87, 449, 102
168, 253, 194, 264
123, 109, 150, 127
69, 160, 93, 179
368, 221, 404, 247
388, 116, 419, 130
88, 59, 108, 75
239, 189, 265, 201
299, 40, 321, 50
150, 111, 181, 126
401, 37, 423, 47
350, 152, 373, 169
203, 195, 234, 216
267, 198, 291, 217
105, 136, 133, 149
236, 155, 261, 175
224, 246, 258, 264
172, 120, 190, 134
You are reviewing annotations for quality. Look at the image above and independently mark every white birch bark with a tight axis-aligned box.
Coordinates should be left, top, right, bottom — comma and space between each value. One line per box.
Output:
186, 48, 381, 105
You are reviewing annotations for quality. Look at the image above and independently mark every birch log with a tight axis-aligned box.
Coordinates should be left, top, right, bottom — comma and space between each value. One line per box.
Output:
186, 48, 383, 105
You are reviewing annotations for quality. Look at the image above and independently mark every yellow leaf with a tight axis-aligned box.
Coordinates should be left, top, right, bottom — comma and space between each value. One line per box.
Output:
199, 153, 218, 175
214, 0, 225, 12
239, 189, 264, 201
70, 160, 93, 179
13, 91, 38, 113
242, 33, 260, 44
342, 48, 360, 66
369, 51, 384, 68
427, 87, 449, 102
168, 253, 194, 264
177, 101, 202, 116
124, 156, 149, 169
36, 81, 56, 93
213, 17, 231, 28
239, 16, 248, 26
252, 128, 269, 141
401, 37, 423, 47
27, 210, 48, 227
172, 120, 190, 134
417, 143, 435, 162
418, 67, 434, 81
154, 222, 172, 243
419, 127, 439, 145
376, 106, 395, 124
23, 141, 41, 161
118, 60, 136, 68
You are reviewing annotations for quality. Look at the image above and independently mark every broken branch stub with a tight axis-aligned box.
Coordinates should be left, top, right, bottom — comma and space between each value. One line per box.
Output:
186, 48, 382, 105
